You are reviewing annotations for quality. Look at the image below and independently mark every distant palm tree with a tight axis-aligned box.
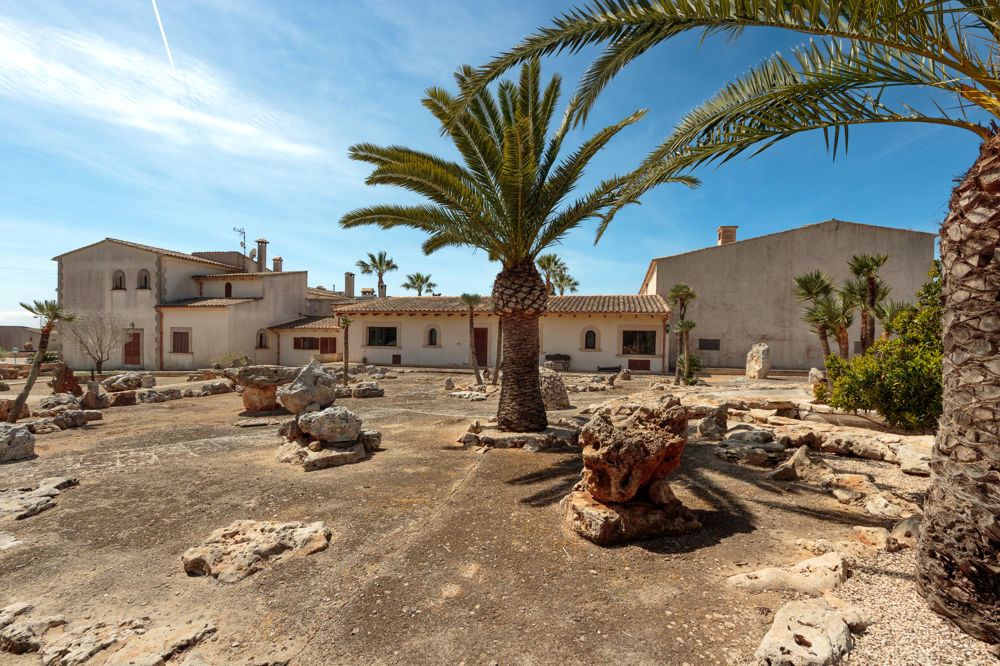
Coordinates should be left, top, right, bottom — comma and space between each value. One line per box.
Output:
356, 252, 399, 295
340, 59, 696, 431
803, 303, 834, 362
665, 283, 697, 384
849, 254, 889, 352
552, 272, 579, 295
875, 300, 915, 339
340, 316, 352, 386
536, 254, 567, 294
793, 270, 835, 365
400, 272, 437, 296
675, 319, 697, 381
7, 300, 77, 424
461, 293, 484, 385
816, 293, 855, 360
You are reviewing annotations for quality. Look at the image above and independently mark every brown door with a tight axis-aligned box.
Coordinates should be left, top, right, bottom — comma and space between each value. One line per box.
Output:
124, 331, 141, 366
320, 337, 336, 354
628, 359, 651, 372
474, 327, 489, 367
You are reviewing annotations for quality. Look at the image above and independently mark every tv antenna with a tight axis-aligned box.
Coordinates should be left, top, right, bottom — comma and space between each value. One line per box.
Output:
233, 227, 246, 252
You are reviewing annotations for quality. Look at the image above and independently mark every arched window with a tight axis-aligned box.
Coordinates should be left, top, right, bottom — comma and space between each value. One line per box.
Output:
427, 327, 438, 346
224, 282, 233, 297
256, 329, 269, 349
583, 329, 598, 350
137, 270, 150, 289
112, 270, 126, 290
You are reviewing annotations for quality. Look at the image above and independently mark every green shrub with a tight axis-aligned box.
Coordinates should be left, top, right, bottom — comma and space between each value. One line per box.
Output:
677, 353, 703, 385
0, 347, 7, 362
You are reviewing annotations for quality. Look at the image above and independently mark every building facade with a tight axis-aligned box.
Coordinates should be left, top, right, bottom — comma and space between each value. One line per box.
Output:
639, 219, 936, 370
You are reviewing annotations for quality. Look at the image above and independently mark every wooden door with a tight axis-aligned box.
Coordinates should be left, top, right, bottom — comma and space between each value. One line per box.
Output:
474, 327, 489, 367
124, 331, 141, 366
627, 359, 651, 372
320, 337, 336, 354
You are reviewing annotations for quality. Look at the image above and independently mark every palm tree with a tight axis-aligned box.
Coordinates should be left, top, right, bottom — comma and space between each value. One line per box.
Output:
356, 251, 398, 296
665, 283, 697, 384
552, 272, 579, 295
340, 60, 696, 431
536, 254, 567, 294
460, 293, 484, 385
492, 317, 503, 386
340, 316, 352, 387
675, 319, 697, 381
849, 254, 890, 352
793, 270, 835, 365
875, 300, 916, 339
7, 300, 77, 424
400, 272, 437, 296
802, 302, 835, 362
467, 3, 1000, 636
818, 293, 856, 360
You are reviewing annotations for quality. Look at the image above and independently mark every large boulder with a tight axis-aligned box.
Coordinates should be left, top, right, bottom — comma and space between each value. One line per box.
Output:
745, 342, 770, 379
297, 406, 362, 444
222, 365, 298, 413
0, 400, 29, 422
579, 401, 688, 503
278, 361, 339, 415
47, 362, 82, 396
39, 393, 80, 414
101, 372, 152, 393
756, 599, 869, 666
108, 391, 136, 408
79, 390, 109, 410
0, 424, 34, 462
539, 367, 571, 410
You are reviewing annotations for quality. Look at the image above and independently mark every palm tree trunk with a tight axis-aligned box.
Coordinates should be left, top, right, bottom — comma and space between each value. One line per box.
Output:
7, 327, 51, 423
864, 277, 877, 351
492, 317, 503, 386
673, 330, 683, 384
683, 330, 692, 380
917, 130, 1000, 643
837, 327, 850, 359
817, 327, 833, 365
493, 262, 547, 432
468, 307, 482, 385
342, 325, 350, 387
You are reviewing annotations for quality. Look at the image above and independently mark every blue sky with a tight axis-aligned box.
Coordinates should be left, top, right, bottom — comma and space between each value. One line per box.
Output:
0, 0, 983, 325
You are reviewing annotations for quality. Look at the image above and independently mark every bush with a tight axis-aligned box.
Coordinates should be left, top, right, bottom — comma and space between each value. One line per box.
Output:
677, 353, 703, 385
0, 347, 7, 362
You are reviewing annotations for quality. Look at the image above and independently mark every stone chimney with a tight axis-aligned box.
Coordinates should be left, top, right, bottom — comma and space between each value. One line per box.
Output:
255, 239, 269, 272
378, 284, 387, 298
272, 256, 283, 272
717, 226, 738, 246
344, 272, 355, 298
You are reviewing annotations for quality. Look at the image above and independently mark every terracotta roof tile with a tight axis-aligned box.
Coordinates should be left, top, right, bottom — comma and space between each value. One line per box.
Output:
269, 316, 342, 330
157, 298, 260, 308
336, 295, 670, 315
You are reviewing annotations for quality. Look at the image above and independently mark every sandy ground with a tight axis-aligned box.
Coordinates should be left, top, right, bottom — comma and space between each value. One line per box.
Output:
0, 371, 993, 665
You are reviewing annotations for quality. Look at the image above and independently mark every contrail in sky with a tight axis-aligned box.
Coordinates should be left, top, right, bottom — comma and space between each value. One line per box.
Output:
150, 0, 175, 71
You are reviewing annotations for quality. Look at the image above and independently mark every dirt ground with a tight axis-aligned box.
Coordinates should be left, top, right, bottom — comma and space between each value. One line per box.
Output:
0, 370, 966, 665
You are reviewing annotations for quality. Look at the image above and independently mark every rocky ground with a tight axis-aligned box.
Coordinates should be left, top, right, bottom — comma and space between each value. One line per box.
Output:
0, 370, 995, 665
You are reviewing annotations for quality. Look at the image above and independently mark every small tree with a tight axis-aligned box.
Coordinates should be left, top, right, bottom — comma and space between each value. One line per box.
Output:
552, 272, 579, 295
340, 316, 352, 387
849, 253, 889, 352
65, 312, 127, 373
666, 283, 696, 384
400, 272, 437, 296
676, 319, 697, 383
7, 300, 77, 423
793, 270, 835, 366
461, 294, 484, 385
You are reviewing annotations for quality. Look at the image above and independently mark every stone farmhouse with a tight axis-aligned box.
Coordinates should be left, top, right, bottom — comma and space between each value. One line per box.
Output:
336, 295, 672, 373
639, 219, 936, 370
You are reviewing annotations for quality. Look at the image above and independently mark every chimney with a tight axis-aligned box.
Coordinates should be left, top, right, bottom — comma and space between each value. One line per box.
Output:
272, 256, 283, 272
717, 226, 738, 246
344, 272, 355, 298
378, 284, 387, 298
255, 239, 269, 272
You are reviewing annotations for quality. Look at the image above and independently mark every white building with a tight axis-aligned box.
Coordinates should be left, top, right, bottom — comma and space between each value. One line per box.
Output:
336, 295, 672, 373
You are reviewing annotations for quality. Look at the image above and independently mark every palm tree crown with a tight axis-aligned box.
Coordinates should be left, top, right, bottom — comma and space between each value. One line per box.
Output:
665, 283, 697, 318
401, 272, 437, 296
356, 251, 398, 288
552, 272, 580, 295
793, 270, 834, 304
536, 254, 567, 293
21, 300, 77, 330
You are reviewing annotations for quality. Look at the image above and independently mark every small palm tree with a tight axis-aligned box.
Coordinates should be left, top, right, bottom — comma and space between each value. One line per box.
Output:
875, 300, 915, 339
460, 294, 484, 385
849, 254, 889, 352
803, 302, 834, 362
666, 283, 697, 384
816, 293, 855, 360
794, 270, 836, 366
340, 316, 352, 386
400, 272, 437, 296
675, 319, 697, 381
552, 272, 579, 295
536, 254, 567, 294
356, 252, 399, 295
7, 300, 77, 424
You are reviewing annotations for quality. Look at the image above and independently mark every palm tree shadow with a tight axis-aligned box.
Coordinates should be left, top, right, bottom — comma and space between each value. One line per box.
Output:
507, 456, 582, 507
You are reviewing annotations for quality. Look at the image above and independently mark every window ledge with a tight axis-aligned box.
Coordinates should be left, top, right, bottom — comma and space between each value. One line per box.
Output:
361, 345, 401, 349
617, 353, 658, 358
579, 347, 602, 352
169, 351, 193, 355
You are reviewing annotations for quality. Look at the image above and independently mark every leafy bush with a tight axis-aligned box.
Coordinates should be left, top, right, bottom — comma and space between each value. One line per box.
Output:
825, 262, 942, 433
0, 347, 7, 362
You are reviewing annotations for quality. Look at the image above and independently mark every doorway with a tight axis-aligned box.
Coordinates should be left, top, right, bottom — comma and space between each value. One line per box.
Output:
123, 331, 141, 366
474, 327, 488, 367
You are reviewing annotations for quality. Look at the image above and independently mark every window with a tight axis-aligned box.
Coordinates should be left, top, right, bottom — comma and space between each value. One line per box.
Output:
171, 329, 191, 353
137, 270, 150, 289
699, 338, 721, 351
224, 282, 233, 298
293, 337, 318, 350
367, 326, 398, 347
112, 270, 126, 290
320, 337, 336, 354
584, 330, 597, 350
426, 327, 438, 347
622, 330, 656, 355
256, 330, 269, 349
853, 341, 863, 354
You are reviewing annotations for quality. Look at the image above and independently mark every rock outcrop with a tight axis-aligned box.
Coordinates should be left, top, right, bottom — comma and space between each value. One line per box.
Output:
221, 365, 298, 413
756, 598, 869, 666
276, 401, 382, 472
0, 424, 34, 463
0, 477, 77, 520
745, 342, 770, 379
727, 551, 848, 595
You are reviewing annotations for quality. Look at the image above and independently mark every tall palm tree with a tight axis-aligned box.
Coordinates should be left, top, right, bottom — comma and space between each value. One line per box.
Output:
675, 319, 697, 381
793, 270, 835, 365
340, 60, 696, 431
356, 251, 398, 295
7, 300, 77, 424
552, 272, 580, 295
536, 254, 567, 294
465, 3, 1000, 636
460, 293, 484, 385
849, 254, 890, 352
400, 272, 437, 296
665, 283, 697, 384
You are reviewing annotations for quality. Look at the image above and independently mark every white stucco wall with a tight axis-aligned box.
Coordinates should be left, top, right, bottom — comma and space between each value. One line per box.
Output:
540, 315, 668, 373
157, 308, 228, 370
273, 328, 343, 367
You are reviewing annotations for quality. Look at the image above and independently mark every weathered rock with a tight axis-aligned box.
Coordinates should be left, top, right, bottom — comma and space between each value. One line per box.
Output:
297, 406, 362, 443
617, 368, 632, 381
746, 342, 770, 379
47, 363, 82, 396
0, 400, 29, 422
107, 391, 136, 408
26, 419, 60, 435
0, 381, 8, 392
0, 614, 66, 654
187, 370, 217, 382
767, 446, 834, 483
0, 424, 34, 463
756, 598, 869, 666
52, 410, 86, 430
278, 418, 302, 442
276, 441, 369, 469
820, 434, 898, 462
579, 403, 688, 503
37, 393, 80, 414
697, 404, 728, 440
560, 489, 701, 545
359, 429, 382, 453
101, 372, 151, 393
853, 526, 900, 552
0, 477, 77, 520
200, 380, 233, 396
444, 378, 454, 390
278, 361, 339, 415
864, 491, 922, 519
460, 424, 580, 452
714, 440, 787, 467
78, 390, 109, 410
241, 385, 279, 412
448, 390, 487, 401
727, 552, 848, 595
351, 381, 384, 398
891, 517, 920, 548
0, 531, 22, 550
897, 443, 932, 476
725, 428, 775, 443
809, 366, 827, 390
776, 426, 826, 449
538, 367, 571, 410
82, 410, 102, 422
221, 364, 297, 388
182, 520, 331, 583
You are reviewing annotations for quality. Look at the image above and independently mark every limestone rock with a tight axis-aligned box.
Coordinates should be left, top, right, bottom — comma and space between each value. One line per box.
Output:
0, 615, 66, 654
359, 429, 382, 453
297, 406, 362, 443
0, 531, 20, 550
853, 526, 900, 551
756, 598, 869, 666
220, 364, 297, 388
39, 393, 80, 413
278, 418, 302, 442
351, 381, 384, 398
727, 552, 848, 595
26, 419, 60, 435
79, 390, 109, 410
864, 491, 921, 519
101, 372, 152, 393
891, 517, 920, 548
449, 390, 487, 401
51, 410, 86, 430
0, 477, 77, 520
808, 366, 827, 390
579, 403, 688, 503
776, 427, 825, 449
746, 342, 770, 380
47, 362, 82, 396
617, 368, 632, 381
897, 444, 932, 476
181, 520, 331, 583
298, 443, 366, 471
715, 440, 787, 467
241, 385, 279, 412
820, 434, 898, 462
539, 367, 571, 410
278, 361, 339, 415
444, 378, 454, 390
83, 410, 102, 422
0, 424, 34, 463
560, 489, 700, 545
726, 428, 775, 443
697, 404, 728, 440
108, 391, 136, 408
0, 400, 29, 422
187, 370, 217, 382
767, 446, 833, 483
